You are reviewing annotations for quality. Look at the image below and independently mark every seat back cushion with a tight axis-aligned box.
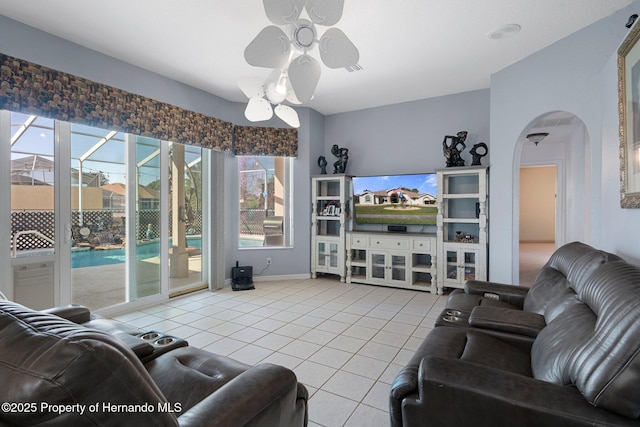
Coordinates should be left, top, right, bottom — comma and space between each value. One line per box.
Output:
531, 261, 640, 419
523, 242, 621, 314
0, 300, 177, 426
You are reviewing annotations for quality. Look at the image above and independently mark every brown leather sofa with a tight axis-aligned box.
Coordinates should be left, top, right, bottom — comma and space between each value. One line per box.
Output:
444, 241, 622, 314
390, 251, 640, 426
0, 300, 308, 426
432, 241, 623, 345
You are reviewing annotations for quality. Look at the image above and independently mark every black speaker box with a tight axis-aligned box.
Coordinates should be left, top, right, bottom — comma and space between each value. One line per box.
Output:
231, 264, 254, 291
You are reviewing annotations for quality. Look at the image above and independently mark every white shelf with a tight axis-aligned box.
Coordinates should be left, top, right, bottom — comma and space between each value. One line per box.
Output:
442, 218, 480, 224
311, 175, 353, 282
441, 193, 481, 199
436, 167, 488, 294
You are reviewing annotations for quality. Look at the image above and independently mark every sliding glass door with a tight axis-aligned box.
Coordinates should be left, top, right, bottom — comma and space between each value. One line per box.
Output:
70, 123, 128, 309
168, 142, 204, 295
4, 110, 208, 312
9, 113, 57, 309
134, 136, 163, 300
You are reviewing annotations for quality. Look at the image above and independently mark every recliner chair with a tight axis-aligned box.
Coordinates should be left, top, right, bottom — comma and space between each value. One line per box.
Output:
0, 300, 308, 426
391, 260, 640, 427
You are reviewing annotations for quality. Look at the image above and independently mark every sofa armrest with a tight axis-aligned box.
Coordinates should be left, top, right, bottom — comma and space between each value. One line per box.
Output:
469, 306, 545, 338
113, 333, 155, 358
401, 356, 636, 427
464, 280, 529, 308
40, 304, 91, 324
177, 363, 307, 427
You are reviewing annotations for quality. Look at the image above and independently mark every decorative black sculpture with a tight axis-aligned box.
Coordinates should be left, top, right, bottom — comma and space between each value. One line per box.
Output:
443, 131, 467, 167
331, 144, 349, 174
317, 156, 328, 174
470, 142, 488, 166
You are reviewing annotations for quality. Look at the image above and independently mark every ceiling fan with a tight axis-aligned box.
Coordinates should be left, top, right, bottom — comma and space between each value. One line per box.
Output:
240, 0, 360, 128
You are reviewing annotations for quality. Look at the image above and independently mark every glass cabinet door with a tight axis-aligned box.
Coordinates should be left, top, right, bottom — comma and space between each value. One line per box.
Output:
329, 242, 339, 268
317, 242, 327, 267
317, 240, 339, 270
370, 252, 386, 280
446, 249, 459, 282
446, 247, 478, 283
463, 250, 476, 281
390, 254, 407, 283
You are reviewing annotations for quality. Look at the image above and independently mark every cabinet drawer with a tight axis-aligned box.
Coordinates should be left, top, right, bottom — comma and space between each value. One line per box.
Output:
412, 238, 433, 251
368, 236, 409, 250
350, 234, 366, 248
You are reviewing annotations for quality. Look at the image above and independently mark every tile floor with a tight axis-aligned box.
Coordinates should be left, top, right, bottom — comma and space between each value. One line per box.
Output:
112, 276, 448, 426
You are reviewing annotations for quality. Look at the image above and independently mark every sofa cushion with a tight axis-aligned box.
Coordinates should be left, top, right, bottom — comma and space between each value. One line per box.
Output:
146, 346, 252, 415
532, 261, 640, 419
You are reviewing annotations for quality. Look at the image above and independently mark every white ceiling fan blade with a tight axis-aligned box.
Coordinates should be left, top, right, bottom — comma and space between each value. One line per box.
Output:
285, 87, 301, 104
245, 96, 274, 122
263, 0, 304, 25
244, 26, 291, 69
275, 104, 300, 128
319, 28, 359, 69
288, 54, 321, 103
304, 0, 344, 26
238, 77, 265, 99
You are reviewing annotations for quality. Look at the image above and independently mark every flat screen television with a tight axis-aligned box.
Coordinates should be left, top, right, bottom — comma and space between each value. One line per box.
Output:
353, 173, 438, 226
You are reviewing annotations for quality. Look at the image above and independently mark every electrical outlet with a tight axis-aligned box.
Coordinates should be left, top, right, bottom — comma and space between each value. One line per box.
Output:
267, 256, 272, 265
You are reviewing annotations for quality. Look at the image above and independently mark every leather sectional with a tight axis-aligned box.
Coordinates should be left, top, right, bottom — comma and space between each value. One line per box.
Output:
0, 300, 308, 426
391, 242, 640, 426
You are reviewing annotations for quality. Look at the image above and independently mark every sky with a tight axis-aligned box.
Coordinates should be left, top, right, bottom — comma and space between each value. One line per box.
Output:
10, 112, 201, 186
353, 173, 437, 196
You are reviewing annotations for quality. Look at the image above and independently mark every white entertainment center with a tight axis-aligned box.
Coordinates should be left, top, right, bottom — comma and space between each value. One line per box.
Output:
346, 232, 437, 293
310, 166, 488, 294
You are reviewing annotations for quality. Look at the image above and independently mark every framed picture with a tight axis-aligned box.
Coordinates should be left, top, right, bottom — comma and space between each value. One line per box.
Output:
618, 21, 640, 208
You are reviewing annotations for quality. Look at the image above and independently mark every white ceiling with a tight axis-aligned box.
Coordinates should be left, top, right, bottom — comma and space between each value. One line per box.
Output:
0, 0, 633, 115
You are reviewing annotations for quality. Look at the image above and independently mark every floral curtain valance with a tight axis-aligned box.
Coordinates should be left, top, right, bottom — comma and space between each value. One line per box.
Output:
233, 125, 298, 157
0, 53, 233, 151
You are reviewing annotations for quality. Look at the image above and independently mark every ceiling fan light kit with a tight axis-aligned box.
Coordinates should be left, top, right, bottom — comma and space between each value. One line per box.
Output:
241, 0, 360, 128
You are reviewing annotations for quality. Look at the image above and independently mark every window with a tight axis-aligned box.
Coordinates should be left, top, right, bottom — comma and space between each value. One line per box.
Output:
238, 156, 292, 248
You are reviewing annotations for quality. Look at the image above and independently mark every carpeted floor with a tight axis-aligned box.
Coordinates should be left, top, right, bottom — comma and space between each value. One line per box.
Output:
519, 242, 555, 286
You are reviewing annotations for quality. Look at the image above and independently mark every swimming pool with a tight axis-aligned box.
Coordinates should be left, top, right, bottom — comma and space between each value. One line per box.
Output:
71, 237, 202, 268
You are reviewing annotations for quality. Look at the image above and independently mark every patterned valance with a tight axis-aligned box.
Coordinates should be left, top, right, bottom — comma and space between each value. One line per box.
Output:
233, 125, 298, 157
0, 54, 232, 151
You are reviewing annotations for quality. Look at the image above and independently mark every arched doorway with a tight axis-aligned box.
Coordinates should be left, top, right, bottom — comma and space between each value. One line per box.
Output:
513, 111, 590, 285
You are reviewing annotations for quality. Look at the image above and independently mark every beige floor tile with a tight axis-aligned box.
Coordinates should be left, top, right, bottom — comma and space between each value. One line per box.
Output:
308, 347, 353, 369
279, 339, 322, 359
294, 360, 338, 389
358, 341, 400, 363
341, 354, 388, 380
309, 390, 358, 427
345, 403, 388, 426
326, 335, 367, 353
322, 370, 375, 402
114, 278, 449, 427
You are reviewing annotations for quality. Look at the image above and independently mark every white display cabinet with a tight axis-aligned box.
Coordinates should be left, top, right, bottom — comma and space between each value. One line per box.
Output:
346, 232, 437, 293
436, 167, 488, 293
311, 175, 353, 281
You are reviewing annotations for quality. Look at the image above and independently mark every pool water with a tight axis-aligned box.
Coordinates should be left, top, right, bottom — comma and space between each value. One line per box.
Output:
71, 237, 202, 268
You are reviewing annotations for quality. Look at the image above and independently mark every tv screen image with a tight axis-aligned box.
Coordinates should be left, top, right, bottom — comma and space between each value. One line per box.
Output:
353, 173, 438, 226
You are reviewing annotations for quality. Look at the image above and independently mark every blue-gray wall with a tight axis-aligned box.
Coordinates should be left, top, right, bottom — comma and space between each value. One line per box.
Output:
324, 90, 490, 177
489, 1, 640, 282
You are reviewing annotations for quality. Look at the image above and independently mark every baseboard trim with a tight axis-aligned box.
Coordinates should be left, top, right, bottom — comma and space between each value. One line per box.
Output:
223, 273, 311, 287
